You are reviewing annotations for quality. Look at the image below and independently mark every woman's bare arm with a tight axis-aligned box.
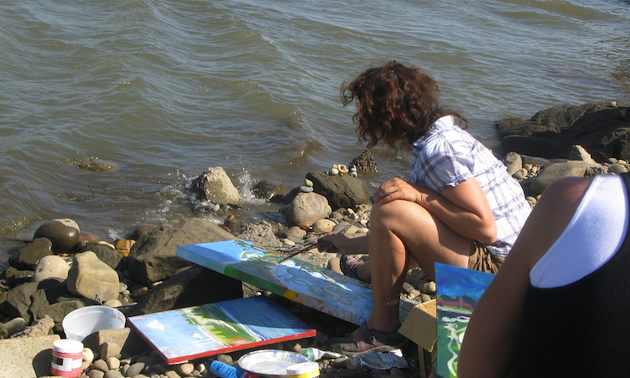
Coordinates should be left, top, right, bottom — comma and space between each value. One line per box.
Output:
375, 177, 497, 244
458, 177, 593, 378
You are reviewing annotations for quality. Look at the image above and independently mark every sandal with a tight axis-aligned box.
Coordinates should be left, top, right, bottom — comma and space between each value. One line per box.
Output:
340, 254, 364, 280
328, 321, 408, 356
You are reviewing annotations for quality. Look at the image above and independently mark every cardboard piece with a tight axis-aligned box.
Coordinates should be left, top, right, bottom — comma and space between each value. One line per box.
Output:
177, 239, 416, 326
399, 300, 437, 378
399, 299, 436, 352
128, 296, 316, 364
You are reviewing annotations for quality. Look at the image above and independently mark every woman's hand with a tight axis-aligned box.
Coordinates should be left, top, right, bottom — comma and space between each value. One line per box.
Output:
374, 177, 430, 205
318, 232, 370, 255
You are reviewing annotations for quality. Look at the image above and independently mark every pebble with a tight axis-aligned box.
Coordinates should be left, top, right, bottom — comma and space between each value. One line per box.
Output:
126, 362, 146, 377
92, 359, 109, 373
177, 363, 195, 376
107, 356, 121, 370
421, 281, 436, 294
88, 370, 106, 378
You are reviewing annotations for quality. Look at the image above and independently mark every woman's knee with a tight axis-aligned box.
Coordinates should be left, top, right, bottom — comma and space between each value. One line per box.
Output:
371, 200, 431, 228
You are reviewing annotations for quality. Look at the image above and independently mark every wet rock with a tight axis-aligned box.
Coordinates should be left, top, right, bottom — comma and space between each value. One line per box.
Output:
126, 218, 236, 286
305, 171, 370, 211
33, 255, 70, 282
76, 231, 102, 249
33, 219, 80, 254
253, 179, 286, 200
77, 157, 118, 171
115, 239, 135, 258
282, 192, 332, 228
128, 224, 158, 241
190, 166, 241, 206
8, 237, 53, 270
349, 149, 379, 173
67, 252, 120, 302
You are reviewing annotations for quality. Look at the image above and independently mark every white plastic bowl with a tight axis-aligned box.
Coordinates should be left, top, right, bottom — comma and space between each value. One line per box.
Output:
62, 305, 126, 341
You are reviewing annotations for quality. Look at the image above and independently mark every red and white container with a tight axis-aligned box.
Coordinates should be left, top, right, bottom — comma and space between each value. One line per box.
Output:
50, 339, 83, 377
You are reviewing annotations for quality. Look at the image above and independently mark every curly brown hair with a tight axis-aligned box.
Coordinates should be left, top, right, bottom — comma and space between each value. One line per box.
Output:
341, 61, 466, 148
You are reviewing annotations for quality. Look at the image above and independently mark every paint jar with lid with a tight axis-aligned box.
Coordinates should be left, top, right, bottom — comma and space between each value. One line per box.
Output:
287, 361, 320, 378
50, 339, 83, 377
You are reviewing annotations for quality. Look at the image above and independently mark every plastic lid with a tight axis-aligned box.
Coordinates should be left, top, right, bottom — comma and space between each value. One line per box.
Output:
287, 362, 319, 378
53, 339, 84, 353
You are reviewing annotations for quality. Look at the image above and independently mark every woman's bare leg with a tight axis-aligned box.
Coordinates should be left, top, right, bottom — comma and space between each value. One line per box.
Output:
365, 199, 472, 333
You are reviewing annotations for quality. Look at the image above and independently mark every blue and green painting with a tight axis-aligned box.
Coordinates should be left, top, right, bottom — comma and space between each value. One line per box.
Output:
177, 239, 416, 326
128, 296, 316, 363
435, 263, 495, 378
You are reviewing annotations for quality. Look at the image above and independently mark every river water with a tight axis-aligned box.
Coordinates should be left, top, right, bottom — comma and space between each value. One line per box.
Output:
1, 0, 629, 264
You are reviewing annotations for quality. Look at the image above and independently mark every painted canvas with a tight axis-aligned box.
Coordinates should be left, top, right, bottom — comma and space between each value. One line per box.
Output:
128, 296, 316, 364
177, 239, 416, 326
434, 262, 495, 378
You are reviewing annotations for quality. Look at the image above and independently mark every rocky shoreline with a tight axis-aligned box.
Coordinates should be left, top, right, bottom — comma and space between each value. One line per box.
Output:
1, 101, 629, 378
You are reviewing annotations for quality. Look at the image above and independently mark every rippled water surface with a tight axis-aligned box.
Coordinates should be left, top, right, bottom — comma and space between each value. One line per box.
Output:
1, 0, 629, 262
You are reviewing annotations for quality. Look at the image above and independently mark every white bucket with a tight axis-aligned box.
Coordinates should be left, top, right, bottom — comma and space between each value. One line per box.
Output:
62, 306, 126, 341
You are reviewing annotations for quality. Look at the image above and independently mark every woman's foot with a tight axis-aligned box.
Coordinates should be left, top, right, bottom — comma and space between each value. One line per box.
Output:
329, 321, 408, 356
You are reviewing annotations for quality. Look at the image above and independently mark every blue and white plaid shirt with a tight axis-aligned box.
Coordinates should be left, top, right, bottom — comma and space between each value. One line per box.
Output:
411, 116, 531, 257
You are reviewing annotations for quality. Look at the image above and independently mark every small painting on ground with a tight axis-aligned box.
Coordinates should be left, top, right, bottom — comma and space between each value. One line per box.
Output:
435, 263, 495, 378
128, 296, 316, 363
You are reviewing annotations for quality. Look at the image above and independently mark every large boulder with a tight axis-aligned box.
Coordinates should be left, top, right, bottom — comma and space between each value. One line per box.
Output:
75, 241, 122, 270
190, 167, 241, 205
66, 252, 120, 303
497, 102, 630, 162
530, 161, 588, 195
4, 279, 62, 323
281, 192, 332, 228
33, 219, 80, 254
305, 171, 370, 210
126, 218, 236, 286
126, 266, 243, 316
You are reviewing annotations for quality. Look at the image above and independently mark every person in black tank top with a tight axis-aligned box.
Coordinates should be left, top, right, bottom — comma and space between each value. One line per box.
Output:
458, 173, 630, 378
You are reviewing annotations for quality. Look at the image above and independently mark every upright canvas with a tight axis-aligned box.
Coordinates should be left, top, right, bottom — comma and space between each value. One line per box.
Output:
177, 239, 416, 326
435, 263, 494, 378
128, 296, 316, 364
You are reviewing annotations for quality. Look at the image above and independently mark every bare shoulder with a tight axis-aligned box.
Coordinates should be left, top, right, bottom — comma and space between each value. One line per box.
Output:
540, 176, 593, 204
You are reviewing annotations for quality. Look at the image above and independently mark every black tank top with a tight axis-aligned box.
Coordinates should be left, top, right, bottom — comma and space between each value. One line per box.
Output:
511, 173, 630, 378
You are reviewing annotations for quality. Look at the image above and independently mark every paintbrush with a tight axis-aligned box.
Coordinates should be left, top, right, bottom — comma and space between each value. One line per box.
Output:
275, 220, 358, 264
